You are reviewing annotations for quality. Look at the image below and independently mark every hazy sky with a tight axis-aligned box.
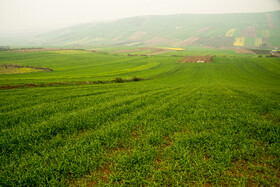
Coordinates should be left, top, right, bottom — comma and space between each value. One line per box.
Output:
0, 0, 280, 34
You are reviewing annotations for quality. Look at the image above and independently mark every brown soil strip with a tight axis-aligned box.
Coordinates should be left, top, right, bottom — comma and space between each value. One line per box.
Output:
178, 56, 214, 63
143, 47, 182, 56
223, 158, 280, 186
91, 163, 111, 184
175, 36, 200, 47
131, 126, 144, 140
154, 136, 172, 171
163, 136, 172, 149
69, 162, 112, 186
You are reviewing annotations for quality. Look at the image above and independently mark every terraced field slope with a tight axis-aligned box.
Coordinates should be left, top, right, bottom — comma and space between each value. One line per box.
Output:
0, 48, 280, 186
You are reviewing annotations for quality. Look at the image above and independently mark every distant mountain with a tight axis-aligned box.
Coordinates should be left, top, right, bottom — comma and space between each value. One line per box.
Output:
2, 11, 280, 48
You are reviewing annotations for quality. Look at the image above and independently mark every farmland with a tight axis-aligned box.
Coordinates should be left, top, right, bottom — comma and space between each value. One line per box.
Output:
0, 47, 280, 186
255, 38, 263, 47
178, 56, 214, 63
0, 65, 43, 74
263, 30, 271, 38
194, 37, 235, 48
225, 29, 236, 37
234, 37, 245, 47
2, 11, 280, 49
241, 26, 256, 37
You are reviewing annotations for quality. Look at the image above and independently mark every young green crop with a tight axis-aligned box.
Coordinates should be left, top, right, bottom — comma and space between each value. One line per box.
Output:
0, 48, 280, 186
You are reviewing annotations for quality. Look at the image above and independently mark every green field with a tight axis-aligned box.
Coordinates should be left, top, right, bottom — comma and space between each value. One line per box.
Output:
1, 48, 280, 186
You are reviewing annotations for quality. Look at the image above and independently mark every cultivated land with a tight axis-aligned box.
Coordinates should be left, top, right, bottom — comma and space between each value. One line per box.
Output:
1, 11, 280, 49
0, 47, 280, 186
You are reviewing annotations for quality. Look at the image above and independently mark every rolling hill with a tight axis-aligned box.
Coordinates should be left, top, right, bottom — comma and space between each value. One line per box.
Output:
1, 11, 280, 48
1, 48, 280, 186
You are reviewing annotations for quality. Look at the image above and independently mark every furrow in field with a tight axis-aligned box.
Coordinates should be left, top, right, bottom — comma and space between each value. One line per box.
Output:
236, 61, 280, 84
1, 49, 280, 186
0, 86, 201, 184
0, 88, 111, 113
0, 85, 178, 129
0, 86, 188, 155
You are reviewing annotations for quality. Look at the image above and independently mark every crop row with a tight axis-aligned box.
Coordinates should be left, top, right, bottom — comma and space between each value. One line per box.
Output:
0, 50, 280, 186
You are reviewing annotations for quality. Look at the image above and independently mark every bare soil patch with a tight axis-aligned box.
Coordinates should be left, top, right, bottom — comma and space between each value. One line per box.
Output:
223, 158, 280, 186
92, 163, 111, 184
178, 56, 214, 63
69, 162, 112, 186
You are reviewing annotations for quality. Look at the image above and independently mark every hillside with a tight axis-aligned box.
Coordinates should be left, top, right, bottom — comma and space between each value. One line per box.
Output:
0, 48, 280, 186
1, 11, 280, 49
25, 10, 280, 48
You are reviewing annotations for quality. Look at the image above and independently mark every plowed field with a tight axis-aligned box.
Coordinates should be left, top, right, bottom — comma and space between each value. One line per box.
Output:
178, 56, 214, 63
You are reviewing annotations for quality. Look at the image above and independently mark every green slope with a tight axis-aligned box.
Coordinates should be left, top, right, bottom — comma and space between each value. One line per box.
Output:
0, 49, 280, 186
32, 11, 280, 48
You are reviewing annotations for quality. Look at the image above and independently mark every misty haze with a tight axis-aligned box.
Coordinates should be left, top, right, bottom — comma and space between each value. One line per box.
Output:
1, 0, 280, 186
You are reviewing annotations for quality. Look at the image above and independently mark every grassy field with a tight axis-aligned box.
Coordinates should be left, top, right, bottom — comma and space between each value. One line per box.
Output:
0, 48, 280, 186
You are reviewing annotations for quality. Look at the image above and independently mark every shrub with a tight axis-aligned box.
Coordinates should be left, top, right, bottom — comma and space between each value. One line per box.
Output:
97, 80, 104, 84
132, 77, 142, 81
115, 77, 124, 83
